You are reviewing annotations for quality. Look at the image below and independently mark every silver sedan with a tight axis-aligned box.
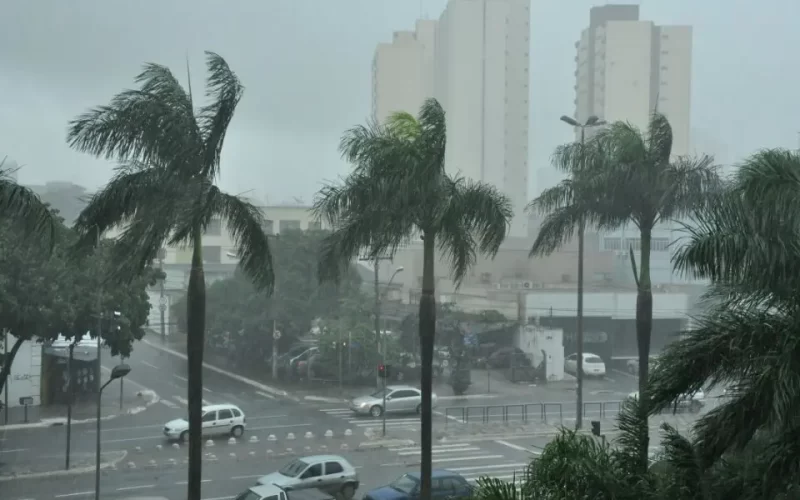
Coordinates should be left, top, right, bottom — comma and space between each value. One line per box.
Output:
349, 385, 438, 417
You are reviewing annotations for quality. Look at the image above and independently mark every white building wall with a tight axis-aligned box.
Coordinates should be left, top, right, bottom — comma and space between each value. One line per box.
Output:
3, 335, 41, 408
525, 291, 689, 320
657, 25, 692, 156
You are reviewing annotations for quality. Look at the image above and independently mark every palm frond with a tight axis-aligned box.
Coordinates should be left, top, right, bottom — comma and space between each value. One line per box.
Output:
645, 112, 673, 168
613, 396, 650, 476
529, 203, 583, 256
442, 177, 511, 259
208, 188, 274, 294
655, 153, 721, 224
0, 161, 58, 250
197, 51, 244, 179
67, 63, 198, 166
735, 148, 800, 213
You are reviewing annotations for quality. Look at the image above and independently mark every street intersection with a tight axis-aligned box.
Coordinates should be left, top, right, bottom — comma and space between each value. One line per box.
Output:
0, 339, 703, 500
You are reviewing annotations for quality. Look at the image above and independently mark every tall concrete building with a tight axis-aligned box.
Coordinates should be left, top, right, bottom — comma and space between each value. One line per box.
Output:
371, 0, 532, 237
574, 5, 692, 156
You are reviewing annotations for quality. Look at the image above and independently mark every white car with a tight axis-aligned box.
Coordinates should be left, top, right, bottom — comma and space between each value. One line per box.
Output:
628, 390, 705, 413
565, 353, 607, 377
163, 403, 246, 442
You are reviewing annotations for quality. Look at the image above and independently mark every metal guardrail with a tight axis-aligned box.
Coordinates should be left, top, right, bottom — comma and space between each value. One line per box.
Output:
443, 400, 630, 427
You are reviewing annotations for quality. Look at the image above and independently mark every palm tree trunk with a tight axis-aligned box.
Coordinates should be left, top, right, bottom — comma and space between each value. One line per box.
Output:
186, 229, 206, 500
418, 232, 436, 500
635, 226, 653, 469
0, 335, 25, 400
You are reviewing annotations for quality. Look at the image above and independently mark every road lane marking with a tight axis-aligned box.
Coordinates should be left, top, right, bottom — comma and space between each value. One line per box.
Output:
0, 448, 28, 453
231, 474, 263, 480
178, 479, 213, 485
103, 435, 163, 443
249, 423, 311, 431
116, 484, 155, 491
257, 391, 275, 399
390, 443, 473, 452
141, 361, 159, 369
161, 399, 179, 409
397, 447, 480, 456
174, 374, 188, 382
495, 440, 530, 452
175, 396, 189, 405
432, 454, 504, 463
55, 492, 93, 498
204, 387, 213, 393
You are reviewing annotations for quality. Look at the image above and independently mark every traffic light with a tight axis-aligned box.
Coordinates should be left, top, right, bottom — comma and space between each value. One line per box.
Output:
591, 420, 601, 437
378, 364, 386, 379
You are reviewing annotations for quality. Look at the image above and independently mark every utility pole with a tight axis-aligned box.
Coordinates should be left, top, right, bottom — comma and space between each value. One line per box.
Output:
361, 255, 392, 388
559, 115, 606, 430
158, 252, 166, 342
65, 341, 76, 470
271, 320, 279, 380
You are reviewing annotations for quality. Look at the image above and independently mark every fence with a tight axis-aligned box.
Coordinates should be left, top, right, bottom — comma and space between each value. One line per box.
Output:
443, 400, 626, 428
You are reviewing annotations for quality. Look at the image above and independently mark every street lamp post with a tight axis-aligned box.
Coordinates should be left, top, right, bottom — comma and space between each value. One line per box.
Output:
95, 363, 131, 500
157, 249, 167, 343
559, 114, 606, 431
381, 266, 404, 437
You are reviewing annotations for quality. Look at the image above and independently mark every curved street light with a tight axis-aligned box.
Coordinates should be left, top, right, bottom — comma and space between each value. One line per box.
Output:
96, 363, 131, 500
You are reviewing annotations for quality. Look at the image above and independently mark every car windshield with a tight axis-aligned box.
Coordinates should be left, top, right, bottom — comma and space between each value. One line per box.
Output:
390, 474, 419, 494
235, 490, 262, 500
279, 459, 309, 477
370, 388, 390, 398
585, 356, 603, 363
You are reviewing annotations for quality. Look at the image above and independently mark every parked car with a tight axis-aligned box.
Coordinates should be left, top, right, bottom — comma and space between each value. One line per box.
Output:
349, 385, 437, 417
626, 355, 660, 375
564, 353, 607, 377
235, 484, 335, 500
256, 455, 360, 499
163, 403, 246, 442
628, 390, 705, 413
362, 470, 473, 500
487, 347, 530, 369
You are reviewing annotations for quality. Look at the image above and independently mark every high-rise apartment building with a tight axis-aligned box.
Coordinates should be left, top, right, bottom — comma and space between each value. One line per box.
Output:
574, 5, 692, 156
371, 0, 531, 237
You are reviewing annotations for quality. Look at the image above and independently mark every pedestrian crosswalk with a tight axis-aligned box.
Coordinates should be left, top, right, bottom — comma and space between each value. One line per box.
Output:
386, 442, 528, 484
158, 396, 214, 409
319, 407, 421, 431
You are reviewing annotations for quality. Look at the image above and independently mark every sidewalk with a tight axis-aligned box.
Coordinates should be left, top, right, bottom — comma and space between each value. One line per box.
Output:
0, 450, 127, 480
1, 371, 158, 430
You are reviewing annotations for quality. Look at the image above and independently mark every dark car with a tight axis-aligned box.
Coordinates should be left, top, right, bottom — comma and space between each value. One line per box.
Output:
363, 470, 473, 500
487, 347, 530, 369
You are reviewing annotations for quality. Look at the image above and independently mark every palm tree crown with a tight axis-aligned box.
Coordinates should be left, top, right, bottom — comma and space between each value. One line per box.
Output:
0, 157, 58, 248
315, 98, 512, 500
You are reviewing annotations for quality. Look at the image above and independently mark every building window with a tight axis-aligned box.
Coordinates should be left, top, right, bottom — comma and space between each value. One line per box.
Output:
603, 237, 622, 250
206, 218, 222, 236
308, 221, 322, 231
278, 220, 302, 233
203, 246, 222, 264
262, 220, 274, 235
651, 238, 670, 251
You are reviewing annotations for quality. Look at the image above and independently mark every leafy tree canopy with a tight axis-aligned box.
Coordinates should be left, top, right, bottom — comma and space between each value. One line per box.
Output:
172, 229, 364, 364
0, 214, 156, 393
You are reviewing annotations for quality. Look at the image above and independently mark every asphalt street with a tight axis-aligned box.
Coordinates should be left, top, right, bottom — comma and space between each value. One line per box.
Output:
3, 433, 538, 500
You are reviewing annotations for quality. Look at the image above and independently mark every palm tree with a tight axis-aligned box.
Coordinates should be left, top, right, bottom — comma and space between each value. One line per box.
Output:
314, 98, 512, 500
66, 52, 274, 500
0, 157, 58, 245
529, 112, 718, 462
648, 149, 800, 497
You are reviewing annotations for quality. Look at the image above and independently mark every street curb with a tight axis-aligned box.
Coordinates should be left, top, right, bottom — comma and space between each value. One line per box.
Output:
436, 394, 498, 401
143, 339, 298, 402
0, 450, 128, 482
0, 390, 160, 432
358, 439, 416, 449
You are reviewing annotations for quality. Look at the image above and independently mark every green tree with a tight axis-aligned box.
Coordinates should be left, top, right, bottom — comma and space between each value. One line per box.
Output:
648, 149, 800, 497
529, 113, 718, 464
314, 98, 512, 500
0, 217, 155, 393
66, 52, 274, 500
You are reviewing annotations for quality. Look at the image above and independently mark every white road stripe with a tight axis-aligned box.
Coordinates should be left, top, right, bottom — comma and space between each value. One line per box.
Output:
0, 448, 28, 453
390, 443, 475, 452
161, 399, 179, 409
175, 396, 189, 406
397, 447, 480, 456
354, 422, 416, 427
203, 387, 212, 393
447, 463, 527, 472
257, 391, 275, 399
230, 474, 263, 480
432, 454, 504, 463
174, 374, 188, 382
495, 440, 530, 452
348, 418, 418, 424
141, 361, 158, 369
177, 479, 213, 485
55, 492, 93, 498
116, 484, 155, 491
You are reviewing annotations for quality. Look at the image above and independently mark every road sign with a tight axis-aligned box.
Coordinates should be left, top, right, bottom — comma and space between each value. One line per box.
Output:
159, 304, 167, 312
159, 296, 168, 306
273, 330, 282, 340
19, 396, 33, 406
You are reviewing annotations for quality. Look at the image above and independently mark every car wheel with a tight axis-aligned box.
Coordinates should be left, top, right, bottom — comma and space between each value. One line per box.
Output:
370, 405, 383, 417
180, 431, 189, 443
340, 483, 356, 500
231, 425, 244, 437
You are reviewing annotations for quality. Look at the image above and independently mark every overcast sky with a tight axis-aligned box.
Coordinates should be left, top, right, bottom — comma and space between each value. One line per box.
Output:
2, 0, 798, 204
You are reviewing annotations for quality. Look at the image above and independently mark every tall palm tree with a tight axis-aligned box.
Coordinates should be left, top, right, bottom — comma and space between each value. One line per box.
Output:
648, 149, 800, 497
314, 98, 512, 500
66, 52, 274, 500
0, 157, 58, 245
529, 112, 718, 464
